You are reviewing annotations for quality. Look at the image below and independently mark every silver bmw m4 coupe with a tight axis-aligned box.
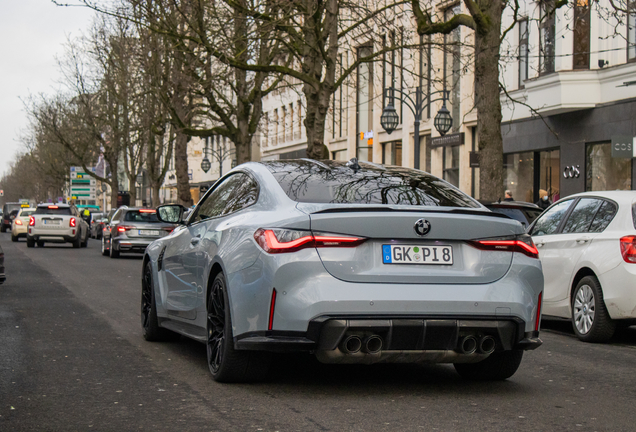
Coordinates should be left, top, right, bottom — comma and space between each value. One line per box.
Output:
142, 159, 543, 382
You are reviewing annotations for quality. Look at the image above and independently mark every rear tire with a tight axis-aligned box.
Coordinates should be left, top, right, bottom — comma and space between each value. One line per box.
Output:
141, 261, 179, 342
207, 272, 271, 383
72, 237, 81, 248
454, 350, 523, 381
11, 233, 18, 242
81, 232, 88, 248
110, 241, 120, 258
26, 237, 35, 248
101, 237, 109, 256
571, 275, 615, 342
37, 241, 44, 248
1, 225, 6, 233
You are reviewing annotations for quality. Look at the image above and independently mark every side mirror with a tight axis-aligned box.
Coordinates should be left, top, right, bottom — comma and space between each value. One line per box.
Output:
156, 204, 187, 224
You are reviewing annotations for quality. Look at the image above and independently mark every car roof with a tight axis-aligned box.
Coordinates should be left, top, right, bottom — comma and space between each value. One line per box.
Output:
557, 191, 636, 205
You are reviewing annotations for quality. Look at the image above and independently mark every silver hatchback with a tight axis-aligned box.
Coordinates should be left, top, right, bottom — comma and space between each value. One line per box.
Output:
142, 160, 544, 382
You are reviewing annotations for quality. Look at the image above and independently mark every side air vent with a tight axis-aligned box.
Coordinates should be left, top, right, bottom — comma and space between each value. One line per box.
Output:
157, 246, 166, 271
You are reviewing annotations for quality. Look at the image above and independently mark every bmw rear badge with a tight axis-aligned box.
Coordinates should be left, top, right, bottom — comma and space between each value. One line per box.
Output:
414, 219, 431, 236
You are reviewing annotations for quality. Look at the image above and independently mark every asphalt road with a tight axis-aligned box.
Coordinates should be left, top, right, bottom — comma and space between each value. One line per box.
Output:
2, 232, 636, 431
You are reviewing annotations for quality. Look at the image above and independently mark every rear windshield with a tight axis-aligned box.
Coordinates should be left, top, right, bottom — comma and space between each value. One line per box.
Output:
265, 160, 480, 207
19, 210, 35, 217
124, 211, 159, 223
489, 207, 542, 226
35, 207, 72, 215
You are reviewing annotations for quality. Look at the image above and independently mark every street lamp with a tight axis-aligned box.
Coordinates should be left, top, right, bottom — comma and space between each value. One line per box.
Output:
201, 157, 211, 173
380, 87, 452, 169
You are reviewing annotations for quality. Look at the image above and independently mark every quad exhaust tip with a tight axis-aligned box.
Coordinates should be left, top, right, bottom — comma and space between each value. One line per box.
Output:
479, 335, 496, 354
341, 335, 362, 354
459, 336, 478, 354
363, 336, 383, 354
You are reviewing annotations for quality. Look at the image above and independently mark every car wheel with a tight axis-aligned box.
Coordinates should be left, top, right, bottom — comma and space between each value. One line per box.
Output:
571, 275, 616, 342
11, 233, 18, 242
101, 237, 109, 256
0, 225, 6, 233
110, 241, 120, 258
454, 350, 523, 381
207, 272, 271, 383
81, 232, 88, 248
72, 236, 81, 248
141, 261, 179, 342
37, 241, 45, 248
26, 237, 35, 248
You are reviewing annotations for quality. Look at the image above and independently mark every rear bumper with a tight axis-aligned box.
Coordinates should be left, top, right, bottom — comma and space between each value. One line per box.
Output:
113, 238, 155, 253
235, 317, 542, 354
28, 231, 79, 243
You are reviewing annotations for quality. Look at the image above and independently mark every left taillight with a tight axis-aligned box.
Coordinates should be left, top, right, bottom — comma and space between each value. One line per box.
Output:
29, 216, 35, 226
620, 236, 636, 263
69, 217, 76, 227
469, 234, 539, 259
15, 219, 23, 225
254, 228, 366, 254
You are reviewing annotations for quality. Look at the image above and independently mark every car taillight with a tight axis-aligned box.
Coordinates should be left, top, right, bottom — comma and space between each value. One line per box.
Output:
469, 234, 539, 259
29, 216, 35, 226
15, 219, 23, 225
254, 228, 366, 254
70, 217, 76, 227
117, 225, 133, 233
620, 236, 636, 263
162, 227, 174, 233
535, 292, 543, 331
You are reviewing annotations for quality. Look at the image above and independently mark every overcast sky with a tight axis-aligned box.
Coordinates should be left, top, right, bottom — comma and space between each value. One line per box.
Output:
0, 0, 95, 176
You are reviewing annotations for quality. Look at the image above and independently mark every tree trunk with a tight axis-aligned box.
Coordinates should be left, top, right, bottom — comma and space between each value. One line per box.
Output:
174, 130, 192, 206
475, 0, 504, 202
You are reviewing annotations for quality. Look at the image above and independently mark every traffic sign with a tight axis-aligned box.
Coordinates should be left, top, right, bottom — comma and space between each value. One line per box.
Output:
69, 166, 97, 200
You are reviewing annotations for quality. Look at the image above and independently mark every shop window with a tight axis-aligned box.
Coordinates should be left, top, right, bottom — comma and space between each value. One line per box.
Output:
586, 143, 632, 191
443, 145, 460, 187
504, 152, 534, 203
519, 19, 529, 87
629, 0, 636, 61
539, 149, 560, 202
540, 0, 556, 74
573, 0, 590, 69
357, 45, 373, 162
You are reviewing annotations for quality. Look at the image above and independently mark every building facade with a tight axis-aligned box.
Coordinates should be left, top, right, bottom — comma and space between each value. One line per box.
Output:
260, 1, 636, 203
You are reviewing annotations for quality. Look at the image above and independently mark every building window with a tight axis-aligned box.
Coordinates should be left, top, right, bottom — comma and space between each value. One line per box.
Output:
505, 152, 535, 203
357, 45, 373, 162
586, 143, 632, 191
629, 1, 636, 60
444, 5, 462, 133
382, 141, 402, 166
443, 145, 460, 187
518, 19, 529, 87
573, 0, 590, 69
540, 0, 556, 74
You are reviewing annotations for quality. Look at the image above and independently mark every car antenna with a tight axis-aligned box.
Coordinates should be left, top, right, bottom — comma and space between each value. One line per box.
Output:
346, 157, 361, 173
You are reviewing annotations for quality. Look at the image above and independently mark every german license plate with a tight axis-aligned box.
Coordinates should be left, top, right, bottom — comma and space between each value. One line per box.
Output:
139, 230, 160, 236
44, 220, 60, 225
382, 244, 453, 265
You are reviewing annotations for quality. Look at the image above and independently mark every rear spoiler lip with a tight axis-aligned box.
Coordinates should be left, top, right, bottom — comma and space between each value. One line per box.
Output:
307, 206, 512, 220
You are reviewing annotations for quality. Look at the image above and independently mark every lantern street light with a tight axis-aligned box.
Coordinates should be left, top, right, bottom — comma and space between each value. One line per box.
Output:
201, 157, 211, 173
380, 87, 452, 170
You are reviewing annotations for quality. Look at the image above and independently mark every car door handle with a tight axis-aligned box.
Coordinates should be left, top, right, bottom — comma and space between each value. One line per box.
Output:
190, 236, 201, 245
576, 237, 590, 244
535, 242, 545, 248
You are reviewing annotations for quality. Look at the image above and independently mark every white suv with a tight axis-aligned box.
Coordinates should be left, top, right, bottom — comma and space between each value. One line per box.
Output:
529, 191, 636, 342
27, 203, 90, 248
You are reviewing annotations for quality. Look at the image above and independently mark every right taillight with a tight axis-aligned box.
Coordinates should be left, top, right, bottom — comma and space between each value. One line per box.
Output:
620, 236, 636, 263
29, 216, 35, 226
69, 217, 76, 228
254, 228, 366, 254
469, 234, 539, 259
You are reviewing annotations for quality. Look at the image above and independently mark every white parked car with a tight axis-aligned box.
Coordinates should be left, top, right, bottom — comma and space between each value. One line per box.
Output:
529, 191, 636, 342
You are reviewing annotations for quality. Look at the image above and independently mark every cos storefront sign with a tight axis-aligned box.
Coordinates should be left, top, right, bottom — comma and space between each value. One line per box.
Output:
611, 136, 636, 158
563, 165, 581, 179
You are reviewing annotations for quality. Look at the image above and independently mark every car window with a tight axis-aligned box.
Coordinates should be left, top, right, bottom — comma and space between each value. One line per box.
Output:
34, 206, 73, 215
265, 160, 480, 207
523, 209, 542, 225
111, 209, 122, 223
488, 207, 529, 227
562, 198, 603, 234
222, 176, 258, 216
589, 201, 618, 232
192, 173, 253, 223
19, 210, 34, 217
124, 210, 159, 223
530, 200, 574, 236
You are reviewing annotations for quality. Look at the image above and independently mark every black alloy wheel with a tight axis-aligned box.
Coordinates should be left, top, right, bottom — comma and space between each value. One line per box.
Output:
101, 237, 109, 256
206, 272, 271, 382
207, 275, 226, 375
110, 240, 120, 258
141, 261, 178, 342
